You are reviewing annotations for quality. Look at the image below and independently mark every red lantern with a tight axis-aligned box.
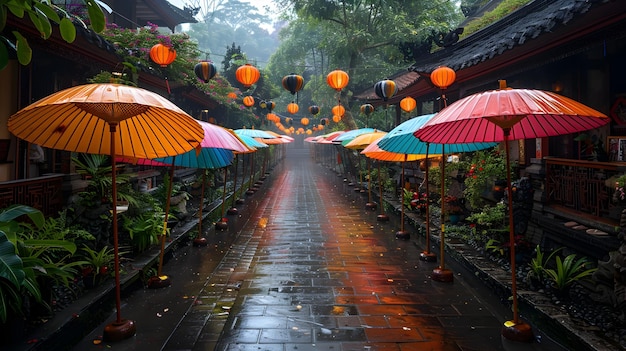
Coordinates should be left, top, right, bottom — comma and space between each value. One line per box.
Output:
282, 74, 304, 95
326, 70, 349, 91
374, 79, 397, 101
194, 61, 217, 82
236, 63, 260, 88
300, 117, 310, 126
400, 97, 417, 113
150, 43, 176, 67
430, 66, 456, 90
242, 96, 255, 107
287, 102, 299, 114
331, 105, 345, 117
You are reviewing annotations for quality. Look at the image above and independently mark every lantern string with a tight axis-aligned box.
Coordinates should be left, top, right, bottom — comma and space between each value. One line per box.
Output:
165, 77, 171, 95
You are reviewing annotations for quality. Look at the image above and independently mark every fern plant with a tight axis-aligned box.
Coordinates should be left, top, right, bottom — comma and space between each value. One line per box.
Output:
544, 253, 597, 292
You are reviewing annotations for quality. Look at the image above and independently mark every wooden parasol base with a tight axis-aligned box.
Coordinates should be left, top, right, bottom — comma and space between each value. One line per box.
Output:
103, 319, 136, 342
193, 237, 208, 247
377, 214, 390, 222
419, 251, 437, 262
147, 275, 171, 289
365, 202, 377, 210
501, 321, 533, 343
395, 230, 410, 240
432, 267, 453, 282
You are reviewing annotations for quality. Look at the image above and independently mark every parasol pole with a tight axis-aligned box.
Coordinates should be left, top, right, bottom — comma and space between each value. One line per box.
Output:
504, 129, 520, 324
215, 167, 229, 230
377, 160, 389, 221
103, 122, 135, 341
395, 154, 409, 239
228, 154, 240, 214
432, 144, 453, 282
500, 127, 532, 341
420, 143, 436, 261
149, 159, 175, 288
110, 123, 122, 323
193, 170, 208, 246
365, 157, 376, 209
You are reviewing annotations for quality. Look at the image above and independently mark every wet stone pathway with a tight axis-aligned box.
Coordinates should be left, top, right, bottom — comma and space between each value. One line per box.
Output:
71, 146, 509, 351
205, 148, 505, 351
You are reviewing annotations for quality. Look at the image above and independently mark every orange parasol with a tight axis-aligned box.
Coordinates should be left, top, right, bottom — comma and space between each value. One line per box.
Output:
8, 83, 204, 342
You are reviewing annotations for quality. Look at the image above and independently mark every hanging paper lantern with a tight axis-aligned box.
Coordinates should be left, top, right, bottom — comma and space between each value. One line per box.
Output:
308, 105, 320, 116
300, 117, 310, 126
287, 102, 299, 114
265, 101, 276, 112
326, 69, 349, 91
242, 96, 255, 107
332, 115, 342, 123
282, 73, 304, 95
320, 118, 327, 126
306, 129, 313, 135
227, 92, 238, 99
400, 97, 417, 113
235, 63, 260, 88
430, 66, 456, 90
194, 61, 217, 83
360, 103, 374, 115
374, 79, 398, 101
331, 105, 345, 117
317, 124, 324, 131
150, 43, 176, 67
285, 117, 292, 126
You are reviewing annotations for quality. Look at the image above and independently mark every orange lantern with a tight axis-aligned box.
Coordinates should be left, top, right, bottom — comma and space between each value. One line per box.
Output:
227, 92, 238, 99
242, 96, 255, 107
150, 43, 176, 67
332, 115, 342, 123
287, 102, 299, 114
317, 124, 324, 131
306, 129, 312, 135
326, 69, 349, 91
400, 97, 417, 113
331, 105, 345, 117
236, 63, 260, 88
430, 66, 456, 90
300, 117, 310, 126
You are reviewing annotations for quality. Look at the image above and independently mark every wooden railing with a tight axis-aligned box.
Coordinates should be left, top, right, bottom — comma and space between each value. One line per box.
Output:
545, 158, 626, 220
0, 174, 64, 217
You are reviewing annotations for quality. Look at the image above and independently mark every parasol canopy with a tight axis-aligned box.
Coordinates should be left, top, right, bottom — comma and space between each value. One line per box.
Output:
413, 84, 609, 144
8, 83, 204, 159
333, 128, 376, 143
361, 137, 426, 162
378, 114, 497, 154
234, 128, 276, 139
343, 131, 388, 150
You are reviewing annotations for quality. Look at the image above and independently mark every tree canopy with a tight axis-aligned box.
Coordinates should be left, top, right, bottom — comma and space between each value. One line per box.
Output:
264, 0, 462, 130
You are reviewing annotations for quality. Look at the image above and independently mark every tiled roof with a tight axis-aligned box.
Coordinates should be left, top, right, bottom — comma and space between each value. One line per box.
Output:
354, 0, 618, 105
410, 0, 604, 73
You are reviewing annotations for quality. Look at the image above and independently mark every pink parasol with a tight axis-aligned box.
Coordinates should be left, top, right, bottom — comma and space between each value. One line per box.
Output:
414, 80, 609, 340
